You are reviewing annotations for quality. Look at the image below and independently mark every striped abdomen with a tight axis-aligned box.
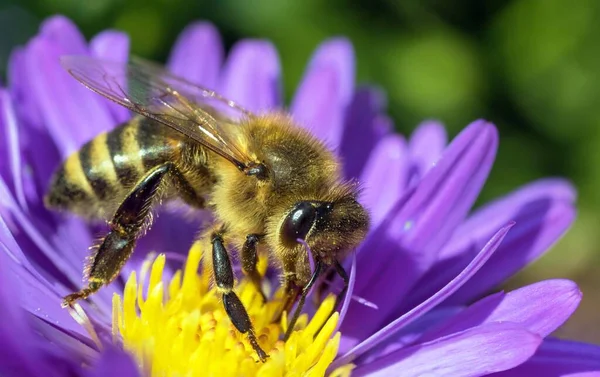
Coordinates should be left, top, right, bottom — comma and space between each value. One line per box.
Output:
45, 117, 209, 219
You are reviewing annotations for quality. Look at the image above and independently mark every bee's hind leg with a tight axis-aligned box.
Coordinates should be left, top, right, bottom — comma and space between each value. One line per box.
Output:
211, 232, 269, 362
62, 162, 203, 308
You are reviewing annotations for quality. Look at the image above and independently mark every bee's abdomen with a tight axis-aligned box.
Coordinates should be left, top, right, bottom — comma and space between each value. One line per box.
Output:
44, 152, 99, 216
106, 120, 147, 187
45, 120, 153, 218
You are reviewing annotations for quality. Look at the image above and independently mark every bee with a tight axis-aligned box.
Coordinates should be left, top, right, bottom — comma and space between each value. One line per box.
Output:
45, 56, 370, 361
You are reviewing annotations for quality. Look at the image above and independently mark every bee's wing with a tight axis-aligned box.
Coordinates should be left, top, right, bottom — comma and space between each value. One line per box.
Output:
60, 55, 255, 170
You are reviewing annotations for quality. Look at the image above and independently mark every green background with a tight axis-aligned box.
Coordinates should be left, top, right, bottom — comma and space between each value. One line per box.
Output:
1, 0, 598, 343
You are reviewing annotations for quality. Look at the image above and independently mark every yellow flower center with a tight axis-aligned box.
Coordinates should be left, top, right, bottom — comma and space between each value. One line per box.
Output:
111, 241, 354, 377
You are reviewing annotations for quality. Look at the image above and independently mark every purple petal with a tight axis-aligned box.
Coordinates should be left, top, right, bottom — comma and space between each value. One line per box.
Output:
168, 21, 223, 89
352, 306, 463, 362
339, 87, 391, 179
291, 38, 354, 148
0, 241, 89, 339
333, 222, 513, 369
0, 247, 40, 377
407, 120, 447, 185
24, 36, 115, 156
8, 48, 43, 127
394, 120, 497, 270
0, 90, 27, 210
219, 40, 281, 113
0, 205, 35, 271
39, 15, 87, 54
7, 54, 55, 210
86, 347, 140, 377
30, 316, 97, 361
444, 183, 576, 305
0, 198, 88, 330
418, 279, 581, 343
343, 120, 498, 337
336, 252, 356, 333
403, 179, 576, 311
8, 49, 61, 198
89, 30, 129, 62
359, 134, 409, 228
89, 30, 131, 124
0, 244, 86, 377
7, 48, 60, 206
352, 323, 541, 377
492, 338, 600, 376
442, 178, 576, 262
0, 178, 85, 286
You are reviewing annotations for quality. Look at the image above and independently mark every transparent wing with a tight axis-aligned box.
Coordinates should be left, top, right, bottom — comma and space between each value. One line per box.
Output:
60, 55, 256, 170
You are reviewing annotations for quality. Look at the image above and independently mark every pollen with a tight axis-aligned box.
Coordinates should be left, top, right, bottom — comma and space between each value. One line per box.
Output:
111, 241, 353, 377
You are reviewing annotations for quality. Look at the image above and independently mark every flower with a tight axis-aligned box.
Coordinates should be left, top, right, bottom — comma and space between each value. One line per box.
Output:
1, 14, 600, 377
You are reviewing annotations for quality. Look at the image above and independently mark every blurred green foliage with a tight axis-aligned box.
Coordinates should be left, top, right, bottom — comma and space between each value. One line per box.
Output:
1, 0, 599, 340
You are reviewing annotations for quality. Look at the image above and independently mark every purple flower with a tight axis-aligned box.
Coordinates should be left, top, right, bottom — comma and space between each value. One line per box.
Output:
1, 14, 599, 376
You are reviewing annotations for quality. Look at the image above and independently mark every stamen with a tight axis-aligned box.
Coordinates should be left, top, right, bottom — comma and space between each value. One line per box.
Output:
136, 251, 156, 310
109, 242, 352, 376
111, 294, 121, 344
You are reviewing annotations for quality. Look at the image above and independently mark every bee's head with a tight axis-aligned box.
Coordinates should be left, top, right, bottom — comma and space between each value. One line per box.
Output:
278, 186, 369, 265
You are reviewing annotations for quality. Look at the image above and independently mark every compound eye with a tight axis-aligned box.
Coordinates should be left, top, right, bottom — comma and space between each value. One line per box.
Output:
281, 201, 317, 244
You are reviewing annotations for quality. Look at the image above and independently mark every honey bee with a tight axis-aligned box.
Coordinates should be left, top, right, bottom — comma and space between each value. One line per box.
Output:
45, 56, 369, 361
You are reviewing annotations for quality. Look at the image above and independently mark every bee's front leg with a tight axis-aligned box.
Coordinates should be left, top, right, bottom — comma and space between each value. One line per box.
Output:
283, 260, 323, 341
274, 276, 300, 325
211, 232, 269, 362
241, 234, 267, 302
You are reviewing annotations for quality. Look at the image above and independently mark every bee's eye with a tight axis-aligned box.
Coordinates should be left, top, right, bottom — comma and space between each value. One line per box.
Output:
281, 201, 317, 244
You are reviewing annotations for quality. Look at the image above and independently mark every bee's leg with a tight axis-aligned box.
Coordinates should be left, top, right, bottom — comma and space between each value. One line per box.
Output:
273, 276, 300, 324
282, 278, 300, 314
62, 162, 201, 307
283, 260, 323, 341
212, 232, 268, 362
241, 234, 267, 301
